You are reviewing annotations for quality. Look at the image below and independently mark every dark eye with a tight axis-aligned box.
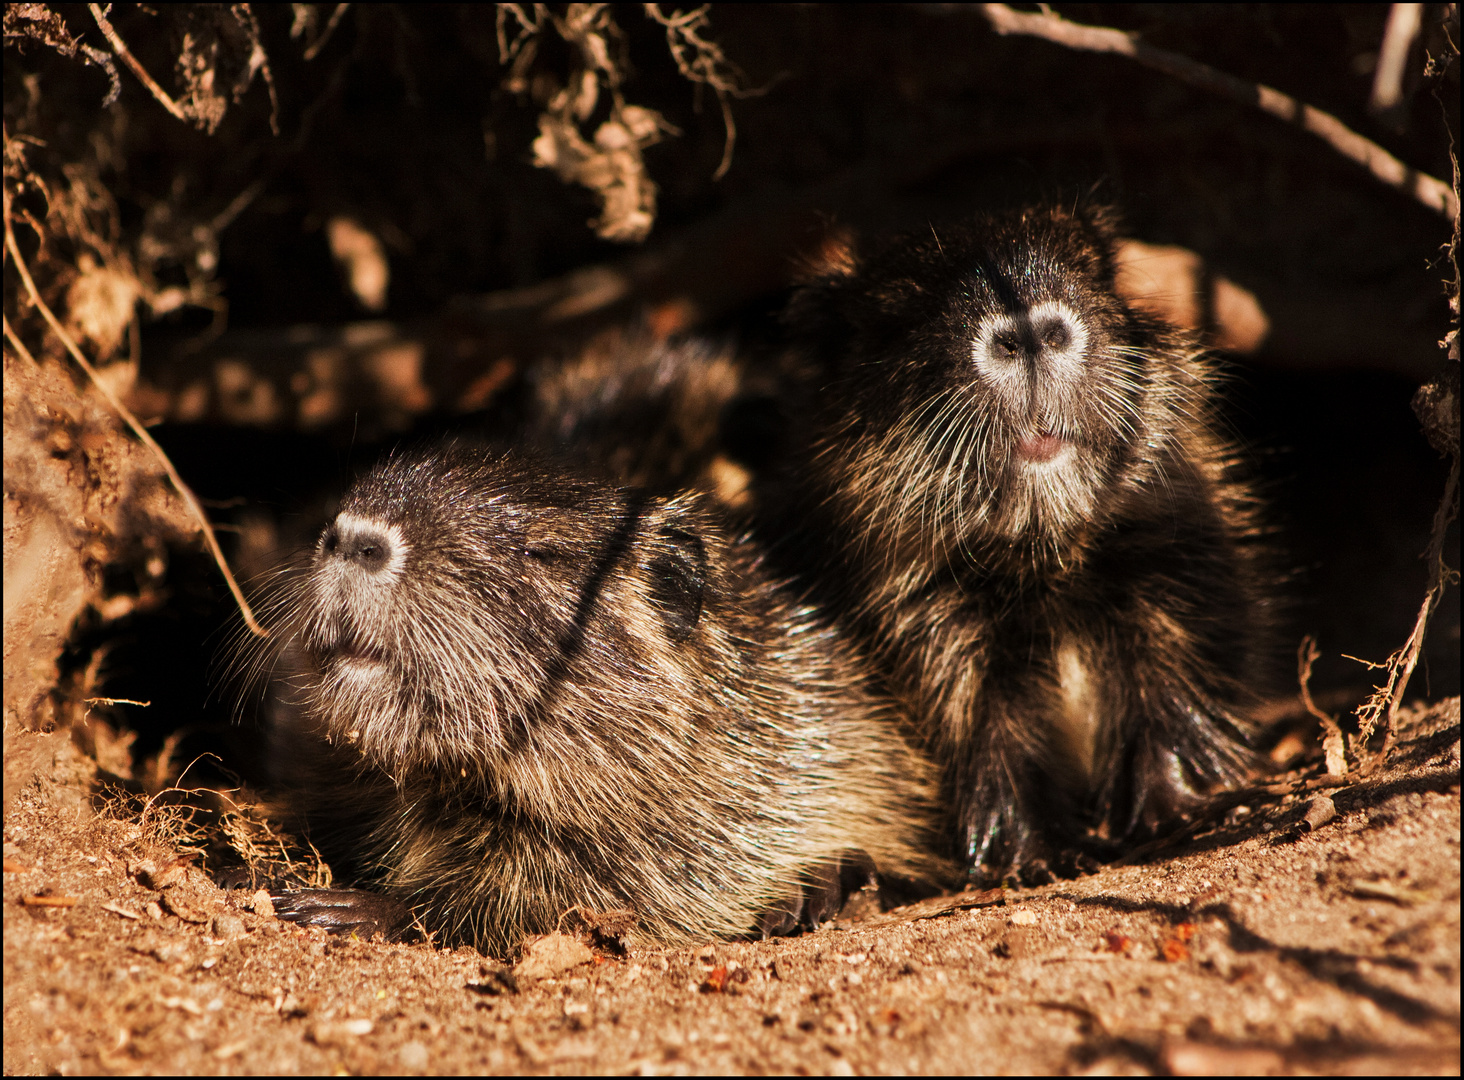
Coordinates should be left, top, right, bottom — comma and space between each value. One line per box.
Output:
1042, 321, 1072, 350
524, 546, 556, 564
647, 524, 707, 644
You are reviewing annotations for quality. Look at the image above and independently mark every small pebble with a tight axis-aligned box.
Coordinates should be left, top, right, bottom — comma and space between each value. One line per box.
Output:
210, 913, 246, 939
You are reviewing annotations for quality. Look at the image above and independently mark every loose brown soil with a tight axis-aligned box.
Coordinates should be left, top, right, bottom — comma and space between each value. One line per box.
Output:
3, 6, 1459, 1075
4, 700, 1457, 1076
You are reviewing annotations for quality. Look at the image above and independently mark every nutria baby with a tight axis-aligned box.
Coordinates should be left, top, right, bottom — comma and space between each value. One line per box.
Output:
511, 328, 783, 510
761, 205, 1274, 882
523, 331, 746, 495
246, 444, 948, 955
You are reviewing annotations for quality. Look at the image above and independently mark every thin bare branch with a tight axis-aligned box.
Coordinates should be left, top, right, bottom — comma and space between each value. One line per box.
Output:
980, 3, 1457, 219
496, 3, 542, 66
1371, 3, 1424, 115
87, 3, 190, 124
644, 4, 759, 181
237, 3, 281, 135
211, 179, 265, 234
1353, 19, 1462, 761
3, 207, 268, 638
710, 91, 737, 182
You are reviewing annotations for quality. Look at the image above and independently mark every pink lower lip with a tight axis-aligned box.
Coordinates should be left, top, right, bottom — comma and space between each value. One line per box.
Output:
1018, 434, 1067, 462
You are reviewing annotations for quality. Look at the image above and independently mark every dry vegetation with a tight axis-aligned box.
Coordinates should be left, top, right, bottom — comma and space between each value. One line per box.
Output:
4, 4, 1459, 1074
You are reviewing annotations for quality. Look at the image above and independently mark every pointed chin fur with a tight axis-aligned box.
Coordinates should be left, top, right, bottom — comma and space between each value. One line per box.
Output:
997, 447, 1099, 539
312, 686, 499, 778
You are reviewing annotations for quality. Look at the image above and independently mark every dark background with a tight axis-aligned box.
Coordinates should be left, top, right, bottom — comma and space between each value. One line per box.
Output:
7, 4, 1457, 771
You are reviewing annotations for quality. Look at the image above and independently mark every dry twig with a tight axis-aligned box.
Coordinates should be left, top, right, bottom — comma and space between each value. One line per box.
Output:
3, 202, 268, 637
20, 894, 79, 908
303, 3, 352, 62
498, 5, 755, 236
1298, 636, 1348, 776
1370, 3, 1425, 117
1353, 454, 1460, 763
87, 3, 190, 125
236, 2, 281, 135
980, 4, 1457, 219
1353, 12, 1461, 763
90, 4, 277, 134
510, 4, 674, 242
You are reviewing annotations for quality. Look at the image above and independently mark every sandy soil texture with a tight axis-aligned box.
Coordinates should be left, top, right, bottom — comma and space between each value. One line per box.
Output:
4, 700, 1457, 1076
3, 8, 1459, 1075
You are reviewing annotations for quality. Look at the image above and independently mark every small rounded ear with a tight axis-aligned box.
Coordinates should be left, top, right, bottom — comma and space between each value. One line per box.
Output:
1079, 203, 1126, 244
644, 515, 708, 644
793, 223, 860, 284
1062, 202, 1127, 285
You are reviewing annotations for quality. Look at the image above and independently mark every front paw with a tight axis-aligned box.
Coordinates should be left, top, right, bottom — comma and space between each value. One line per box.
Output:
1123, 722, 1258, 838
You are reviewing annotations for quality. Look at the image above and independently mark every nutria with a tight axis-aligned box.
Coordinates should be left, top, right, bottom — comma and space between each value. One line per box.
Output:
760, 205, 1274, 883
524, 331, 744, 494
241, 444, 948, 954
514, 328, 785, 510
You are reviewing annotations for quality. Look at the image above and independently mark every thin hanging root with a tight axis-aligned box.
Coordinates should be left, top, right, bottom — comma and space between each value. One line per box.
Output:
3, 210, 268, 638
1353, 452, 1460, 765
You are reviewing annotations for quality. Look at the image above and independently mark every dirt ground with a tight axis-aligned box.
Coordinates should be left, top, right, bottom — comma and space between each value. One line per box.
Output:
4, 698, 1457, 1076
3, 5, 1460, 1076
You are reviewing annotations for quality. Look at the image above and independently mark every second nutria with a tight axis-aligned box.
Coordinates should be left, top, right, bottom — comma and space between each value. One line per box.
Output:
760, 205, 1275, 883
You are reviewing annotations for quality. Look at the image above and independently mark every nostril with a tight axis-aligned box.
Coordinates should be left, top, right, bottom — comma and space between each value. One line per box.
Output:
1041, 321, 1071, 350
340, 532, 391, 572
320, 516, 398, 575
994, 332, 1022, 359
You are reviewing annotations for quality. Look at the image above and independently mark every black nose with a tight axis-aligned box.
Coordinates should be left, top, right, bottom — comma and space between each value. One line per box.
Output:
320, 523, 393, 573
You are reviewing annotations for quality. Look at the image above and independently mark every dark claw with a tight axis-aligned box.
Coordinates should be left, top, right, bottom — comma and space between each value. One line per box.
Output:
754, 849, 880, 938
755, 893, 802, 940
801, 863, 843, 929
270, 887, 413, 941
806, 849, 879, 929
837, 849, 877, 895
1019, 858, 1056, 887
214, 866, 260, 892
